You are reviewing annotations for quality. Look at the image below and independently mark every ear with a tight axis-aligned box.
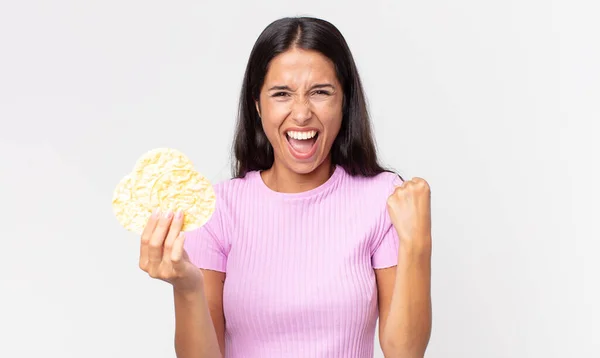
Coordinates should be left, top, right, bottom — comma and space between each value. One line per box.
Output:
255, 100, 261, 118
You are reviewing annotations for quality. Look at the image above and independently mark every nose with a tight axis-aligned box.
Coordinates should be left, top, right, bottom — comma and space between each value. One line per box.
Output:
290, 97, 312, 125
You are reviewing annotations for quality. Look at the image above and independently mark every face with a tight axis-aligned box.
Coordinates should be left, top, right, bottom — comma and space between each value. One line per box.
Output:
256, 48, 343, 175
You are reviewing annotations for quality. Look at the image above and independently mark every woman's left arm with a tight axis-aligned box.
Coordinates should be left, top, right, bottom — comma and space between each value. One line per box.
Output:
377, 177, 433, 358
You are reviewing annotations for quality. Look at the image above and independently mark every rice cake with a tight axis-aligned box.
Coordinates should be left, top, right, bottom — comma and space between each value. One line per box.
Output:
112, 148, 216, 234
150, 169, 216, 232
131, 148, 195, 205
112, 174, 152, 234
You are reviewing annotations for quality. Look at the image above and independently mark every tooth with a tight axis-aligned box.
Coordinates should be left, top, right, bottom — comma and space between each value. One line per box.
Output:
287, 131, 318, 140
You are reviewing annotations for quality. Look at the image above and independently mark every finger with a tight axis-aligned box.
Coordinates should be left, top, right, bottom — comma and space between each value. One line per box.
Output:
163, 210, 184, 261
148, 209, 174, 263
140, 208, 160, 267
392, 184, 405, 195
170, 232, 187, 271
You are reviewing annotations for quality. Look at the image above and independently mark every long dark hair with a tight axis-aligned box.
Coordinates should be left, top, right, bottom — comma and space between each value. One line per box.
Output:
233, 16, 395, 179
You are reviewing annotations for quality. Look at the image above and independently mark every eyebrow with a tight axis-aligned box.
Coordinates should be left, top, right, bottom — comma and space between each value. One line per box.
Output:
267, 83, 335, 91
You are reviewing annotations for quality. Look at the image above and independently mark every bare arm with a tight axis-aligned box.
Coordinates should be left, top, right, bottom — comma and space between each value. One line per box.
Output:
174, 270, 226, 358
379, 177, 433, 357
138, 209, 226, 358
377, 244, 432, 358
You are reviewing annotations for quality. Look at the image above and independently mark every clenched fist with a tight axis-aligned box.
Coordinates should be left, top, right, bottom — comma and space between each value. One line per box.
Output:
386, 177, 432, 249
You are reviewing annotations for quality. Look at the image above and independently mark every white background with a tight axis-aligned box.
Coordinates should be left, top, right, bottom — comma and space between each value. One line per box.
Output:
1, 0, 598, 357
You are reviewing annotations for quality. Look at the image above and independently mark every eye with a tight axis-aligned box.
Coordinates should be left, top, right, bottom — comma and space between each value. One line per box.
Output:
272, 92, 289, 97
313, 90, 331, 96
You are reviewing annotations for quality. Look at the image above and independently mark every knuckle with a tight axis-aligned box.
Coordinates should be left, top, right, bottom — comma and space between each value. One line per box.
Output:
148, 241, 163, 250
147, 267, 164, 279
386, 197, 396, 208
415, 177, 428, 187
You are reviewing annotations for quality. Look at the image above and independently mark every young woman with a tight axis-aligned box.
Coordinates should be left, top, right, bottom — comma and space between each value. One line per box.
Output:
139, 16, 432, 358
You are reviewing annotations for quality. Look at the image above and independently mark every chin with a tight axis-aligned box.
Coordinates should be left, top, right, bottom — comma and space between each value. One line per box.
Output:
284, 160, 322, 175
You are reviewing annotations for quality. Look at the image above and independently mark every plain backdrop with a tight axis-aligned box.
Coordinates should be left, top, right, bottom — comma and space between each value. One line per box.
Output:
0, 0, 598, 357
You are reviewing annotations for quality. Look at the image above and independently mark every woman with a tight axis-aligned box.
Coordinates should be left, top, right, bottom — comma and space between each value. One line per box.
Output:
139, 16, 432, 358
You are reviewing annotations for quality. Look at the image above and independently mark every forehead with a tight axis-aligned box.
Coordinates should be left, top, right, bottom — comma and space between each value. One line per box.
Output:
264, 48, 338, 86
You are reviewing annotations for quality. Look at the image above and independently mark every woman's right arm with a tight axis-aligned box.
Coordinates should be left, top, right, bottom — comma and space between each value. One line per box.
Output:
173, 270, 226, 358
138, 209, 225, 358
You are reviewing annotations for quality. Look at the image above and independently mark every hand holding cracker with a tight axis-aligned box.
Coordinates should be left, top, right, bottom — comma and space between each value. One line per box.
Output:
138, 208, 204, 292
112, 148, 216, 291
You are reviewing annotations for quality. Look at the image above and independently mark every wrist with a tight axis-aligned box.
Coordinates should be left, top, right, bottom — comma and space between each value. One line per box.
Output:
172, 281, 205, 301
399, 236, 432, 258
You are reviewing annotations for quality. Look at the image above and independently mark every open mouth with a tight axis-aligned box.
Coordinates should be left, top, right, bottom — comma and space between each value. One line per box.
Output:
285, 130, 319, 160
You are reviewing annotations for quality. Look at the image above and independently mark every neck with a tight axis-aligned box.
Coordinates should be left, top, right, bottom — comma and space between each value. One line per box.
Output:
262, 157, 334, 193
